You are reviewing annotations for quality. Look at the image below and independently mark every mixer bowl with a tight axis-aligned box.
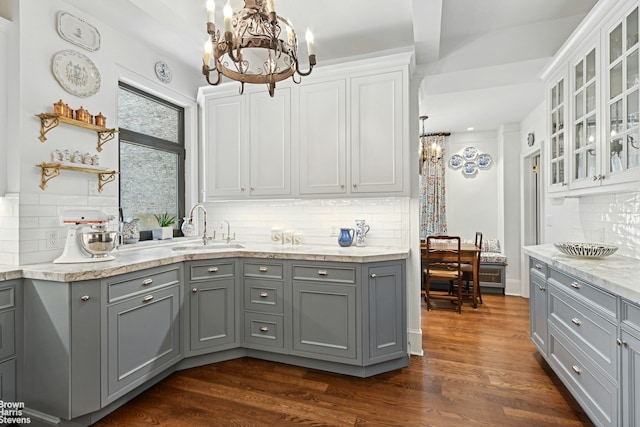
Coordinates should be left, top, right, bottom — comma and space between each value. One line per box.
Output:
80, 231, 119, 256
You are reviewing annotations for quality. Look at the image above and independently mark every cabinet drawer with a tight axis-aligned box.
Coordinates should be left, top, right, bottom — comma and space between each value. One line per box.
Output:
529, 257, 547, 279
0, 310, 15, 361
189, 261, 235, 281
243, 312, 284, 350
0, 286, 15, 311
292, 264, 356, 284
548, 268, 616, 317
548, 326, 618, 427
244, 279, 284, 314
106, 265, 181, 303
622, 300, 640, 333
243, 261, 283, 280
549, 284, 618, 380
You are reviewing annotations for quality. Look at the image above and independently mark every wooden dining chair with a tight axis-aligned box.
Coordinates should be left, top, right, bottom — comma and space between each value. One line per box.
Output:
422, 235, 463, 314
460, 231, 483, 304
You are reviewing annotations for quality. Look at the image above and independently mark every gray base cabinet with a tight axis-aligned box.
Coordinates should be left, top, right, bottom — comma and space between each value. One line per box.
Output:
0, 279, 18, 402
185, 260, 239, 355
528, 256, 640, 427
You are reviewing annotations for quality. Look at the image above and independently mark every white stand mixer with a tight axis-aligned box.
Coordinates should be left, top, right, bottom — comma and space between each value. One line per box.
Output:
54, 210, 118, 264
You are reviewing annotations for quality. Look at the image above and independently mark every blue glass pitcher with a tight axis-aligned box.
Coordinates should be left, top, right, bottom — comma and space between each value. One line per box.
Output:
338, 228, 355, 247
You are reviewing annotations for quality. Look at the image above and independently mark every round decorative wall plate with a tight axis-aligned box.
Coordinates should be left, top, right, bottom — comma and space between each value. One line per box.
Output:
155, 61, 172, 83
463, 146, 478, 161
52, 50, 101, 97
448, 154, 464, 169
477, 153, 493, 169
462, 161, 478, 177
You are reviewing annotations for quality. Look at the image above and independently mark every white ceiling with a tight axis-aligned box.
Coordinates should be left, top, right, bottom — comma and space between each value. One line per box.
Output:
64, 0, 598, 134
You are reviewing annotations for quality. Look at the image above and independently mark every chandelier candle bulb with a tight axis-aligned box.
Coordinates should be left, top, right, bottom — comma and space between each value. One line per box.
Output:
223, 1, 232, 32
207, 0, 215, 23
203, 40, 212, 67
306, 28, 315, 56
267, 0, 275, 13
286, 25, 293, 45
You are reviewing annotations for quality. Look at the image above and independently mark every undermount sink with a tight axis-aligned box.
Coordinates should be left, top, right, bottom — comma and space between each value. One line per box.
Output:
171, 242, 244, 251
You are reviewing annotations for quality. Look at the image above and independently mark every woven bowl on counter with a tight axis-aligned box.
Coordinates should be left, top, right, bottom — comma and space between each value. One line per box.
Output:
553, 242, 618, 258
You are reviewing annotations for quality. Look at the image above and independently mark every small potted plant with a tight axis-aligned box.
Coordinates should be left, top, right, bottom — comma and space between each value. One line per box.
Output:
152, 212, 176, 240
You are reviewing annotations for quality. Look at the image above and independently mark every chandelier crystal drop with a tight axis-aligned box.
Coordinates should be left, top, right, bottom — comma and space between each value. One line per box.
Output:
202, 0, 316, 97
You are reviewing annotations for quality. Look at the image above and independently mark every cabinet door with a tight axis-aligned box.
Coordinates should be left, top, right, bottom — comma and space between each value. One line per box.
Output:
350, 71, 404, 193
0, 358, 15, 402
621, 328, 640, 427
204, 95, 248, 198
530, 272, 548, 357
292, 281, 358, 362
249, 88, 291, 196
298, 80, 347, 195
365, 263, 405, 363
570, 43, 600, 189
189, 277, 237, 352
106, 285, 181, 403
604, 5, 640, 186
547, 74, 568, 194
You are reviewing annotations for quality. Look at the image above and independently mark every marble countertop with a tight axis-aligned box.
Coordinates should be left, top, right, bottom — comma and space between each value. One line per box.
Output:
5, 239, 410, 283
523, 244, 640, 304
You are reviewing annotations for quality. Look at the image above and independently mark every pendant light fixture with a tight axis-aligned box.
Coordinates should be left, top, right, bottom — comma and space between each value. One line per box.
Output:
202, 0, 316, 97
419, 115, 450, 170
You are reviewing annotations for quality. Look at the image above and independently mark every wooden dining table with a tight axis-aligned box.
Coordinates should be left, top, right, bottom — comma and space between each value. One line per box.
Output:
421, 241, 481, 308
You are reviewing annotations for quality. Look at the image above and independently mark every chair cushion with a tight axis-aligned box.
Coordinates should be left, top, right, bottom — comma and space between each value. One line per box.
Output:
482, 239, 501, 253
480, 252, 507, 264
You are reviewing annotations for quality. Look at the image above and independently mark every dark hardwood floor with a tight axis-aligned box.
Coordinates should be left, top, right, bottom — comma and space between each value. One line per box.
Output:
94, 294, 594, 426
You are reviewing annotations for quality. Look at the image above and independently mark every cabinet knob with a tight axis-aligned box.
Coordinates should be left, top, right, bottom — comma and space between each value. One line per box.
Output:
259, 266, 269, 272
259, 326, 269, 332
570, 282, 581, 289
142, 278, 153, 286
534, 264, 543, 270
623, 340, 629, 348
192, 288, 198, 293
259, 292, 269, 298
537, 285, 546, 292
370, 273, 377, 278
81, 295, 90, 301
571, 317, 581, 326
617, 338, 623, 346
241, 187, 245, 192
340, 184, 345, 189
250, 187, 255, 191
352, 184, 357, 189
143, 295, 154, 302
571, 365, 582, 375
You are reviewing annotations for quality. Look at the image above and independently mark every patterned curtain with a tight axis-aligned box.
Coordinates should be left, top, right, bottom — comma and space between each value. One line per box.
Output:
419, 149, 447, 238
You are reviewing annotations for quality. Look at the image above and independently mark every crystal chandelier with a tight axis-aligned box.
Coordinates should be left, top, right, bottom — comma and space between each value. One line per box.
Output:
203, 0, 316, 97
419, 115, 450, 169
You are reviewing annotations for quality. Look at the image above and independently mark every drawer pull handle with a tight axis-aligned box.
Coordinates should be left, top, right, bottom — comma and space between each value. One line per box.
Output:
192, 288, 198, 293
81, 295, 90, 301
570, 282, 581, 289
259, 326, 269, 332
142, 278, 153, 286
318, 270, 328, 276
535, 264, 543, 270
143, 295, 154, 302
571, 365, 581, 375
208, 267, 219, 273
571, 318, 581, 326
259, 267, 269, 272
259, 292, 269, 298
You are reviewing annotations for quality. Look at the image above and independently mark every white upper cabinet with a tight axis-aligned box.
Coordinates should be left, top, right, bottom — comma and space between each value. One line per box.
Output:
200, 53, 410, 200
298, 79, 347, 195
542, 0, 640, 196
350, 71, 404, 194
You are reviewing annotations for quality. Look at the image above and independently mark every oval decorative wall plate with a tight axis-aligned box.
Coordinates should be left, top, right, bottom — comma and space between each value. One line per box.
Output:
477, 153, 493, 169
57, 12, 101, 52
52, 50, 101, 98
448, 154, 463, 169
463, 146, 478, 160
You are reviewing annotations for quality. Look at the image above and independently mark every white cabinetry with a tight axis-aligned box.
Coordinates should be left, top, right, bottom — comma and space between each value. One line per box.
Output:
203, 88, 291, 199
542, 0, 640, 196
200, 53, 410, 199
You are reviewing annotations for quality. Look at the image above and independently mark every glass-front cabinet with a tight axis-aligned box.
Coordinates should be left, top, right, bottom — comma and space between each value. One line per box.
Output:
542, 0, 640, 196
570, 46, 599, 189
606, 5, 640, 185
547, 73, 567, 194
